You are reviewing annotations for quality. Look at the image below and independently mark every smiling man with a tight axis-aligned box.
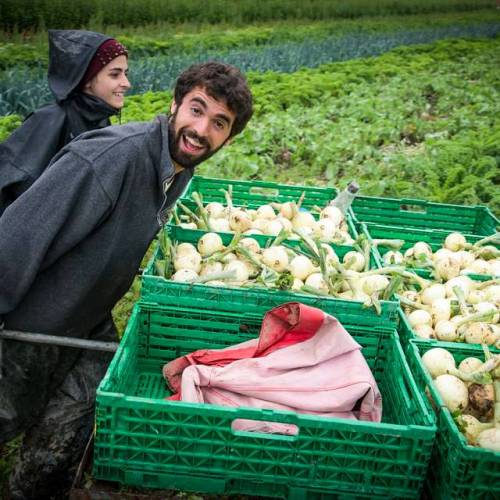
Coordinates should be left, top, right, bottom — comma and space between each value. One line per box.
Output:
0, 61, 252, 500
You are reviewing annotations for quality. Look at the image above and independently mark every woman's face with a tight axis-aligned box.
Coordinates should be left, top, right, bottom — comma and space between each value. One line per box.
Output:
83, 55, 130, 109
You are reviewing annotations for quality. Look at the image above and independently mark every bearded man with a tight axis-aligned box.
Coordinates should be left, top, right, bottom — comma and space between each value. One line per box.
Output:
0, 61, 253, 500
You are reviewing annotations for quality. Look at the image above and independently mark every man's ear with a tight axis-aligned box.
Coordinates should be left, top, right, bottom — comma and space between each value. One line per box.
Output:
224, 137, 233, 146
170, 101, 178, 114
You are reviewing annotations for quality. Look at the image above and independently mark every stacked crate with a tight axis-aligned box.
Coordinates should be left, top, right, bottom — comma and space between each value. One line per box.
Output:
93, 175, 499, 498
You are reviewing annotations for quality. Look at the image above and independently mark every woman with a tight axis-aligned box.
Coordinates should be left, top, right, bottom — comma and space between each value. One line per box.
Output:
0, 29, 130, 215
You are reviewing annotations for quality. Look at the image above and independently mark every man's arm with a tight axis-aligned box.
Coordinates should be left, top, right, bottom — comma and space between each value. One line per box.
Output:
0, 150, 111, 315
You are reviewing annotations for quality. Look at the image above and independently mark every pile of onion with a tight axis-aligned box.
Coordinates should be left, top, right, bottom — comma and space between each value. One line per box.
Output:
421, 346, 500, 452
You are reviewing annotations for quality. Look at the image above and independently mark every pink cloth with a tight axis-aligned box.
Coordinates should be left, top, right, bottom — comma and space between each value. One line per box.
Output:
163, 302, 382, 433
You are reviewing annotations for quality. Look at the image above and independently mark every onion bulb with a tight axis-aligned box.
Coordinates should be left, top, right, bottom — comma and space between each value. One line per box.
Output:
476, 428, 500, 452
304, 273, 329, 293
288, 255, 315, 281
229, 209, 253, 233
262, 246, 289, 272
320, 206, 343, 227
422, 348, 456, 378
256, 204, 276, 220
197, 232, 224, 257
224, 260, 249, 283
171, 268, 199, 282
444, 232, 467, 252
173, 253, 201, 273
433, 374, 468, 412
408, 309, 432, 328
343, 251, 365, 272
421, 283, 446, 305
205, 202, 226, 219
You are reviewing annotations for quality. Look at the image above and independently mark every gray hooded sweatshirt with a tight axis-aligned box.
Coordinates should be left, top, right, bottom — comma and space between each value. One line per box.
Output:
0, 115, 192, 440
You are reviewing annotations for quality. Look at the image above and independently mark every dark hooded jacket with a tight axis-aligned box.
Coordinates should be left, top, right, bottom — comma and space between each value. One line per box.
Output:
0, 115, 193, 440
0, 30, 120, 215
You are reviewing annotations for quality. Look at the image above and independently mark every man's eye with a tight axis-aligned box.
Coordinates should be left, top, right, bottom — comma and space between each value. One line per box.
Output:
191, 107, 201, 115
214, 121, 225, 130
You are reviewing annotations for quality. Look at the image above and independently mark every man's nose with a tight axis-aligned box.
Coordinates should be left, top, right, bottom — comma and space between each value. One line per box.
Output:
193, 116, 209, 137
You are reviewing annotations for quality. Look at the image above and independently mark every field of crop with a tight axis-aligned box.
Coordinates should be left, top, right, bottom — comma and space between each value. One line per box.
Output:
1, 1, 499, 496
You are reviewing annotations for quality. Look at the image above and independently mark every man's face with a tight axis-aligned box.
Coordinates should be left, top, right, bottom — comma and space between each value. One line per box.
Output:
168, 86, 236, 169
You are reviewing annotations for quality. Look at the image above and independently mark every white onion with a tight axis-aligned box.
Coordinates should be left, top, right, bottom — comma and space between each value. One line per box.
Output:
431, 298, 452, 323
305, 273, 329, 292
264, 218, 286, 236
221, 252, 237, 263
291, 278, 304, 291
292, 211, 316, 230
224, 260, 249, 283
433, 248, 454, 261
362, 275, 390, 295
434, 320, 458, 342
444, 232, 467, 252
383, 250, 404, 265
171, 268, 199, 282
262, 246, 289, 272
422, 348, 456, 378
256, 204, 276, 220
343, 251, 365, 272
320, 206, 343, 227
476, 428, 500, 452
455, 250, 475, 269
229, 209, 253, 233
468, 259, 491, 275
279, 202, 296, 220
197, 232, 224, 256
408, 309, 432, 328
288, 255, 315, 281
467, 289, 486, 305
444, 276, 473, 298
176, 242, 198, 256
173, 253, 201, 273
413, 324, 435, 339
277, 216, 292, 231
458, 357, 483, 373
433, 374, 468, 412
413, 241, 433, 259
314, 218, 337, 241
421, 283, 446, 305
209, 217, 231, 233
484, 285, 500, 306
199, 261, 223, 277
239, 237, 261, 254
205, 202, 226, 219
463, 323, 497, 345
435, 256, 461, 281
474, 302, 499, 323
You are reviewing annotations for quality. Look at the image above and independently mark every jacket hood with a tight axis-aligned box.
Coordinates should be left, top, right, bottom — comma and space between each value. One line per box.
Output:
48, 30, 111, 102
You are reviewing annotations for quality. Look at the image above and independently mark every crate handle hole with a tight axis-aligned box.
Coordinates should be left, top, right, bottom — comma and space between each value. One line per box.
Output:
231, 419, 299, 440
399, 204, 427, 214
249, 187, 280, 198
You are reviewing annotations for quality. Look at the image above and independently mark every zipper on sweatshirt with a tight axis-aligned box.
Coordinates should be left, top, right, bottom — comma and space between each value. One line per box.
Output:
156, 176, 174, 227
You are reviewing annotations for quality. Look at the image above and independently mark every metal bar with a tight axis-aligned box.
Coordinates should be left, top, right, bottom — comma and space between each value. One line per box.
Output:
0, 329, 119, 352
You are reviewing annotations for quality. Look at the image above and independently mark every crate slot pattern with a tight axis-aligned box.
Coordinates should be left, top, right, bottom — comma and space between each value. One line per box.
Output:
407, 340, 500, 500
93, 303, 435, 499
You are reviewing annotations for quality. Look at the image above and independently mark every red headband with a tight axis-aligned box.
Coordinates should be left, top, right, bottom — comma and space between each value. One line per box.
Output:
80, 39, 128, 88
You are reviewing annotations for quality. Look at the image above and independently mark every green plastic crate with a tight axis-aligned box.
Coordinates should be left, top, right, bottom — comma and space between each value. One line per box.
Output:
360, 223, 499, 281
407, 340, 500, 500
142, 225, 397, 319
398, 308, 500, 355
93, 302, 435, 498
350, 196, 498, 237
182, 175, 337, 210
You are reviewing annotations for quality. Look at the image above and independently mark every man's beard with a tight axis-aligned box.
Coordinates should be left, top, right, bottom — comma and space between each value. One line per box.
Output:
168, 112, 224, 169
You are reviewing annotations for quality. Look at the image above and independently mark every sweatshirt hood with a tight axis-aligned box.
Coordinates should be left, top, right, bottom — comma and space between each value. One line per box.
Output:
48, 30, 111, 102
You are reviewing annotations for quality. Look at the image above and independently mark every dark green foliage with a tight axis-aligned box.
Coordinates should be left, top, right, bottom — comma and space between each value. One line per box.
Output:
0, 0, 494, 32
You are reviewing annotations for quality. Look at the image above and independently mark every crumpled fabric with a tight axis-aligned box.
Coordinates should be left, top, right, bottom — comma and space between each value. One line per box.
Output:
163, 302, 382, 434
